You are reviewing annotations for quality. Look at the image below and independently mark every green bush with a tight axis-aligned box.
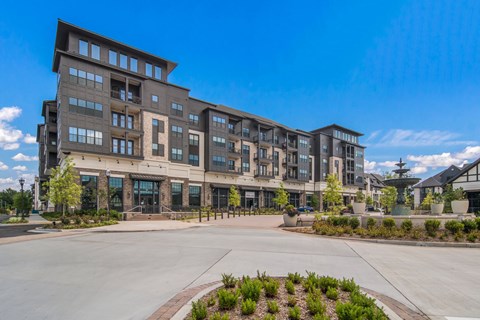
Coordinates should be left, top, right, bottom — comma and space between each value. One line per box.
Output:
463, 219, 477, 233
263, 314, 276, 320
303, 271, 320, 292
349, 217, 360, 229
307, 292, 326, 315
382, 218, 396, 229
475, 217, 480, 230
326, 287, 339, 300
350, 290, 376, 308
287, 296, 297, 307
191, 300, 207, 320
327, 216, 349, 226
467, 232, 477, 242
240, 277, 263, 302
285, 279, 296, 295
401, 219, 413, 231
266, 300, 279, 313
241, 298, 256, 315
445, 220, 464, 234
424, 219, 441, 236
367, 217, 376, 228
340, 278, 358, 292
257, 270, 270, 283
264, 278, 279, 298
313, 314, 330, 320
221, 273, 237, 288
217, 289, 239, 310
2, 217, 28, 224
288, 305, 301, 320
336, 302, 366, 320
287, 272, 302, 284
210, 312, 229, 320
206, 295, 216, 307
318, 275, 338, 293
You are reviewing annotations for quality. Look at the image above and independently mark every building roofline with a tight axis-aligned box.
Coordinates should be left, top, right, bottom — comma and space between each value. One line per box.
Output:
53, 19, 178, 74
445, 158, 480, 185
310, 123, 364, 136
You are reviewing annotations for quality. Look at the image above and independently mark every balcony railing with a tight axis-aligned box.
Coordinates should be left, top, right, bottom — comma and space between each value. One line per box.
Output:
228, 166, 242, 174
254, 153, 273, 161
111, 90, 142, 105
254, 170, 274, 178
283, 174, 298, 180
288, 142, 297, 149
253, 135, 271, 144
282, 158, 298, 165
228, 148, 241, 155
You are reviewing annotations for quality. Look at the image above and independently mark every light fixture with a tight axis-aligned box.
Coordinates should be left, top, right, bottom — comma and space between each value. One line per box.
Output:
98, 157, 101, 162
131, 161, 134, 166
82, 156, 85, 160
116, 160, 119, 164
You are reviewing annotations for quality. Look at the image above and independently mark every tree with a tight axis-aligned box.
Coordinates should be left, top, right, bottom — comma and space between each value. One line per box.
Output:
421, 191, 434, 210
0, 188, 18, 211
273, 182, 289, 209
366, 195, 374, 206
228, 185, 240, 208
311, 194, 320, 210
13, 190, 32, 216
44, 157, 83, 216
323, 174, 343, 211
380, 186, 397, 214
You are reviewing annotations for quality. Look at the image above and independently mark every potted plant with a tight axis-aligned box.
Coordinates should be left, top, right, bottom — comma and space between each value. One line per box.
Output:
352, 190, 366, 214
451, 187, 469, 214
431, 192, 444, 215
283, 204, 298, 227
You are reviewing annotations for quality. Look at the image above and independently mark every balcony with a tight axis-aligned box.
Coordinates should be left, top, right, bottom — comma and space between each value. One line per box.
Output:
228, 148, 242, 158
254, 170, 274, 179
111, 89, 141, 105
253, 135, 271, 146
228, 130, 241, 141
227, 166, 243, 175
254, 153, 273, 163
287, 142, 297, 150
282, 158, 298, 166
111, 78, 142, 105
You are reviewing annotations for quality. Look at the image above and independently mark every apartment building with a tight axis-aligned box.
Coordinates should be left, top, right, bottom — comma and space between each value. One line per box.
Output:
37, 20, 365, 213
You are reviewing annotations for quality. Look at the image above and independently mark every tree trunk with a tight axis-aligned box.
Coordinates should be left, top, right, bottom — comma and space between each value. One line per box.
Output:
62, 204, 65, 217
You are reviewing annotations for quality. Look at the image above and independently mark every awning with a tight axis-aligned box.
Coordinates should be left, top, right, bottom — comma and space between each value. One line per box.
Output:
210, 183, 232, 189
239, 186, 262, 191
286, 189, 302, 194
130, 174, 166, 181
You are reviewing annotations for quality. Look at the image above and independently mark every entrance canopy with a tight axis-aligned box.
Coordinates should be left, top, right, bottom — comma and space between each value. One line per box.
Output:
130, 174, 166, 181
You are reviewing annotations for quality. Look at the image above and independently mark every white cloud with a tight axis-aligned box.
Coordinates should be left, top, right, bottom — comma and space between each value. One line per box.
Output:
0, 161, 8, 170
367, 129, 476, 147
0, 106, 22, 122
23, 134, 37, 144
13, 165, 27, 172
3, 143, 19, 150
0, 177, 17, 190
0, 106, 24, 149
406, 145, 480, 171
378, 160, 398, 168
12, 153, 38, 162
410, 166, 428, 174
364, 160, 378, 173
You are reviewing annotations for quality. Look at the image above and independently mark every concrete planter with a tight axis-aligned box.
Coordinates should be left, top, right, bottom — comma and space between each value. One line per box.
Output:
452, 200, 469, 214
431, 203, 444, 215
283, 214, 298, 227
352, 203, 366, 214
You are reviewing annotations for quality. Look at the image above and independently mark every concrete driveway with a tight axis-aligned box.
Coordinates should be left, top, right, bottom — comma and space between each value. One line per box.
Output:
0, 224, 479, 320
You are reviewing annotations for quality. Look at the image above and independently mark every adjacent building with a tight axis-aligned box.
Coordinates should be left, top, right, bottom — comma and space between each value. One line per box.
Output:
413, 165, 461, 207
447, 159, 480, 213
37, 20, 366, 213
364, 173, 386, 208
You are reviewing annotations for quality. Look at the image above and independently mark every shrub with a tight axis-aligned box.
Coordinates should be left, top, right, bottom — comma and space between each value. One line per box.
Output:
241, 298, 256, 315
210, 312, 229, 320
454, 232, 465, 242
307, 292, 326, 315
340, 278, 358, 292
285, 279, 296, 295
350, 290, 376, 308
287, 272, 302, 284
313, 314, 330, 320
287, 296, 297, 307
425, 219, 441, 236
264, 278, 279, 298
267, 300, 279, 313
303, 271, 320, 292
476, 217, 480, 230
382, 218, 396, 229
2, 217, 28, 224
336, 302, 365, 320
206, 295, 216, 307
367, 217, 376, 229
288, 305, 301, 320
445, 220, 464, 234
191, 300, 207, 320
263, 314, 276, 320
318, 275, 338, 293
349, 217, 360, 229
467, 232, 477, 242
221, 273, 237, 288
326, 287, 339, 300
240, 278, 263, 302
217, 289, 238, 310
327, 216, 349, 226
61, 217, 70, 225
257, 270, 270, 283
463, 219, 477, 233
401, 219, 413, 232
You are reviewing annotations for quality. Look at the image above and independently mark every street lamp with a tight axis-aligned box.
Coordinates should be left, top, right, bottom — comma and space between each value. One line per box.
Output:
106, 169, 111, 219
19, 178, 25, 218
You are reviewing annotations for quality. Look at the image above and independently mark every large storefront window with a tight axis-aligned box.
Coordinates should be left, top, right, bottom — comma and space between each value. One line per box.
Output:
212, 188, 229, 209
306, 194, 313, 207
264, 191, 276, 208
189, 185, 201, 207
241, 190, 259, 209
171, 183, 183, 210
289, 193, 300, 208
133, 180, 160, 213
109, 177, 123, 212
81, 175, 97, 210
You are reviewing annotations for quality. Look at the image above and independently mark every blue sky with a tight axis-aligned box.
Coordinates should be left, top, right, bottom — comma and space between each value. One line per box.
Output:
1, 0, 480, 190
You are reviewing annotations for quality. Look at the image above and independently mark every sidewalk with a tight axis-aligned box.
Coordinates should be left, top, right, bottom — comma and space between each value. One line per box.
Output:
92, 220, 208, 232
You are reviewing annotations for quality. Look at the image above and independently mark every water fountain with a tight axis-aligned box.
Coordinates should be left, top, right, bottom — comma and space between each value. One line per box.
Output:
383, 158, 421, 216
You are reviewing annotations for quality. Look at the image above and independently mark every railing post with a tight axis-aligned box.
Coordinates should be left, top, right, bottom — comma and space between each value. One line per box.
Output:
243, 208, 245, 216
227, 209, 230, 219
214, 209, 217, 220
221, 209, 223, 219
199, 209, 202, 223
207, 209, 209, 221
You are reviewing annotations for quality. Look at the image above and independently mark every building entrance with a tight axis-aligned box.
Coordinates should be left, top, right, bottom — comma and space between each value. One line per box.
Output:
133, 180, 160, 213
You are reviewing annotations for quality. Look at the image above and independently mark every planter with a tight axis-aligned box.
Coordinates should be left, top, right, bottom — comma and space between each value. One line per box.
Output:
452, 200, 469, 214
352, 202, 366, 214
283, 214, 298, 227
431, 203, 444, 215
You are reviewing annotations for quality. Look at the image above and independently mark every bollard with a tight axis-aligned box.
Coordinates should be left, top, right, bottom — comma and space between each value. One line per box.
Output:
227, 210, 230, 219
243, 208, 245, 216
214, 210, 217, 220
199, 210, 202, 223
207, 210, 210, 221
221, 210, 224, 219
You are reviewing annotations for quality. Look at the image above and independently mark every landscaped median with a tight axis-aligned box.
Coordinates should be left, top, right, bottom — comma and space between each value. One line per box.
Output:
1, 217, 29, 224
40, 211, 119, 230
182, 271, 389, 320
288, 215, 480, 245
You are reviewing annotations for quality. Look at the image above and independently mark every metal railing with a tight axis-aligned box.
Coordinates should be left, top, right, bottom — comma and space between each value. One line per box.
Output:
111, 90, 142, 105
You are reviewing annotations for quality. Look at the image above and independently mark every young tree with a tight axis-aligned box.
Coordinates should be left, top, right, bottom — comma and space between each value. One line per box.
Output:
44, 157, 83, 217
311, 194, 320, 210
228, 185, 240, 208
323, 174, 343, 211
0, 188, 18, 211
421, 191, 434, 210
366, 195, 374, 206
380, 186, 397, 214
13, 190, 33, 217
273, 182, 289, 209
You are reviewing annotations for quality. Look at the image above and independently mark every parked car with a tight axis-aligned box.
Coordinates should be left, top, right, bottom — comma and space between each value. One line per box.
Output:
297, 206, 314, 213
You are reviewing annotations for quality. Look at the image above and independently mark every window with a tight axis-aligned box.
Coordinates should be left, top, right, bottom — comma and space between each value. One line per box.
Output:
112, 113, 132, 128
79, 40, 88, 56
242, 145, 250, 155
91, 44, 100, 60
228, 123, 235, 134
356, 150, 363, 158
213, 136, 226, 148
69, 97, 103, 114
81, 175, 98, 210
356, 164, 364, 171
189, 114, 199, 125
109, 50, 117, 65
152, 95, 158, 102
130, 57, 137, 72
274, 151, 279, 161
127, 116, 133, 129
274, 166, 279, 176
242, 162, 250, 172
213, 156, 226, 167
213, 116, 226, 128
322, 145, 328, 153
127, 140, 133, 155
171, 102, 183, 117
152, 143, 164, 156
299, 138, 308, 148
172, 148, 183, 160
299, 169, 308, 178
189, 134, 199, 146
112, 138, 133, 154
154, 66, 162, 80
69, 127, 102, 145
145, 63, 152, 77
189, 154, 199, 166
171, 183, 183, 208
109, 177, 123, 211
300, 154, 309, 163
189, 186, 201, 207
95, 131, 103, 145
171, 125, 183, 138
242, 128, 250, 138
78, 128, 86, 143
69, 127, 77, 142
274, 135, 279, 144
152, 119, 159, 127
86, 130, 95, 144
69, 67, 103, 89
228, 160, 235, 171
120, 54, 127, 69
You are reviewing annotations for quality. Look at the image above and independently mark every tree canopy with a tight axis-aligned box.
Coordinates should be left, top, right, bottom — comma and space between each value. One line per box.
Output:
380, 186, 397, 214
273, 182, 289, 208
228, 185, 240, 208
323, 174, 343, 210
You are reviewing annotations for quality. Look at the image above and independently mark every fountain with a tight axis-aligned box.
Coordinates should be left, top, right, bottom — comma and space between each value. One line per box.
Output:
383, 158, 421, 216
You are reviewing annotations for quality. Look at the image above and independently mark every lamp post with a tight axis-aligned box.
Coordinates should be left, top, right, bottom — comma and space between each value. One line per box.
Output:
106, 169, 111, 219
19, 178, 25, 218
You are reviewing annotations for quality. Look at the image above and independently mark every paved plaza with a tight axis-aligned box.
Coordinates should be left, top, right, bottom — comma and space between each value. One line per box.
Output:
0, 217, 479, 320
